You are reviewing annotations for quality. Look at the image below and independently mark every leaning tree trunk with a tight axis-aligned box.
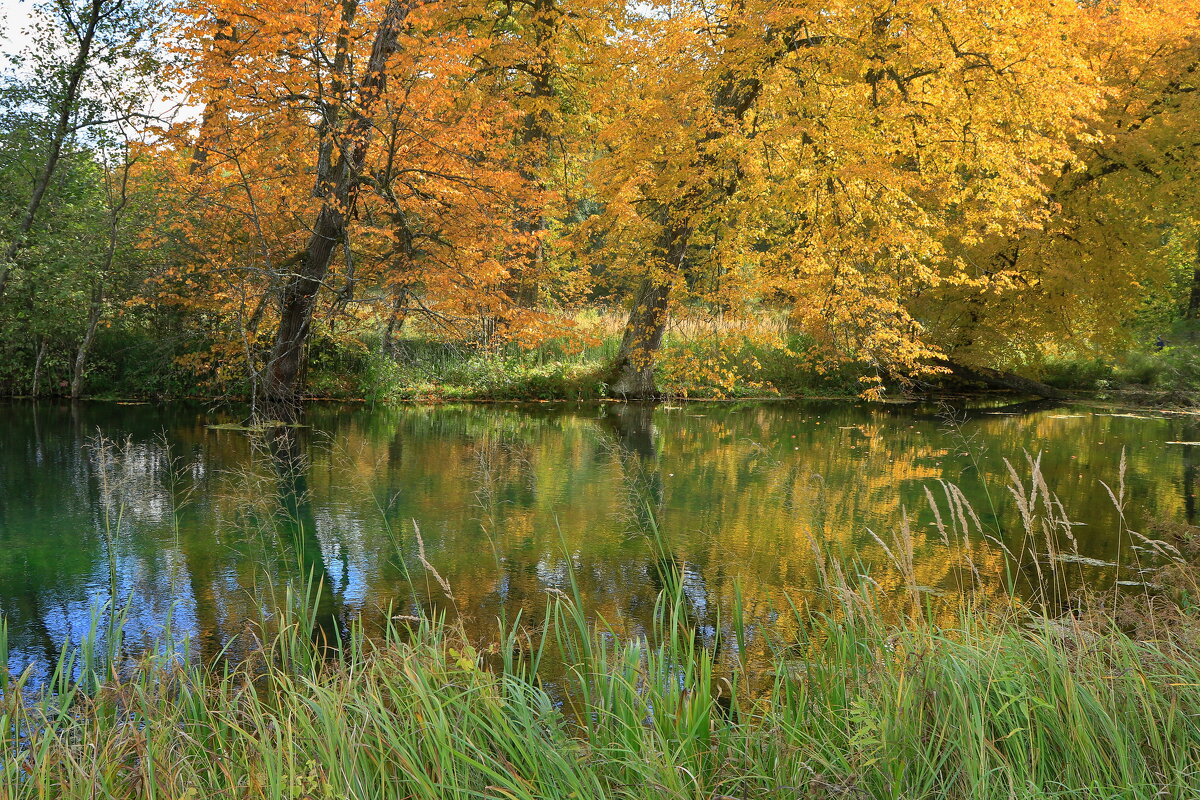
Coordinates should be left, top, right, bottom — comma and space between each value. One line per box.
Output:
943, 360, 1066, 400
262, 207, 344, 400
381, 286, 408, 357
261, 0, 416, 403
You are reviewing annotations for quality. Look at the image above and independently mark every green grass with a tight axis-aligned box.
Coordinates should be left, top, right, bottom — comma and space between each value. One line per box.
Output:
1038, 319, 1200, 401
303, 328, 865, 402
5, 555, 1200, 797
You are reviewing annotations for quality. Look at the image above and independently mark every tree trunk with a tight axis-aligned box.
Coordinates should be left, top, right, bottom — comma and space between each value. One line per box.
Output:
608, 279, 674, 398
604, 16, 770, 400
263, 206, 343, 400
0, 0, 107, 300
71, 283, 103, 398
381, 287, 408, 357
942, 360, 1066, 400
262, 0, 417, 403
31, 337, 47, 398
608, 223, 689, 399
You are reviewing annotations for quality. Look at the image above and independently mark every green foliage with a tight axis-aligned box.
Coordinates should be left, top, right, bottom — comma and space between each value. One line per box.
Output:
1040, 356, 1117, 391
82, 324, 202, 398
1039, 321, 1200, 398
1143, 346, 1200, 392
0, 143, 107, 393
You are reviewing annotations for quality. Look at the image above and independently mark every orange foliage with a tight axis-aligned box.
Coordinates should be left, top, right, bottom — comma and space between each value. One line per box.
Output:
150, 0, 566, 384
124, 0, 1200, 396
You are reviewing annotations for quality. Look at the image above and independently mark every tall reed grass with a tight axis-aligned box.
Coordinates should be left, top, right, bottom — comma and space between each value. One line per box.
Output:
3, 451, 1200, 798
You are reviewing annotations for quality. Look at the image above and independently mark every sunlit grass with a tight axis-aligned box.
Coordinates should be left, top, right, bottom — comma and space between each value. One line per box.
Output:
308, 307, 866, 401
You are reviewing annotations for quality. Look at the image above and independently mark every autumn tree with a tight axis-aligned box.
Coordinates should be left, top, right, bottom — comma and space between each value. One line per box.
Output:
162, 0, 553, 404
918, 0, 1200, 375
470, 0, 619, 341
584, 0, 1105, 398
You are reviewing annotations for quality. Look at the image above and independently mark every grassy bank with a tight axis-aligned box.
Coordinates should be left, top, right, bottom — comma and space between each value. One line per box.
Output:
307, 312, 870, 402
1037, 319, 1200, 407
12, 306, 1200, 404
10, 310, 871, 401
4, 575, 1200, 798
5, 504, 1200, 798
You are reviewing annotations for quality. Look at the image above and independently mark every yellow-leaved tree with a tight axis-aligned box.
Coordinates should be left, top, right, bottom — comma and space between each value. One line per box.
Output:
918, 0, 1200, 380
586, 0, 1105, 398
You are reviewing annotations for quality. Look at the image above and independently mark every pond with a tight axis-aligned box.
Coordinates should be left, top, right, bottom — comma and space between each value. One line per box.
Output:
1, 399, 1197, 684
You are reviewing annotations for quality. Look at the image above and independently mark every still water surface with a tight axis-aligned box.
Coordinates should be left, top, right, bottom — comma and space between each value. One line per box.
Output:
2, 399, 1197, 682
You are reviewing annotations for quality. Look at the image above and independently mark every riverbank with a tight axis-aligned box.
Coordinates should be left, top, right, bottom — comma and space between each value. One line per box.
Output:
7, 310, 1200, 407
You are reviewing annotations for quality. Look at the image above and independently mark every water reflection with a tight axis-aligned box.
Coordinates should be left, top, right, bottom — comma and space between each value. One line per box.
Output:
0, 399, 1196, 683
265, 425, 342, 650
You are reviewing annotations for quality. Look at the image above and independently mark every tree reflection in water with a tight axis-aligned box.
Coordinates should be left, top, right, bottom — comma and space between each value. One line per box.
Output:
0, 399, 1194, 684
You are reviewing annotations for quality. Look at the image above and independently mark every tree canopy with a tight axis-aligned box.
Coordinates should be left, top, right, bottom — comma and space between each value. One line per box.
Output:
1, 0, 1198, 401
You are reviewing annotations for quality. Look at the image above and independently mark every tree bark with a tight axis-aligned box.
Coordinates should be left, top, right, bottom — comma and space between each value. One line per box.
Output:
608, 279, 674, 399
608, 222, 689, 399
0, 0, 108, 300
262, 0, 420, 403
31, 337, 47, 398
263, 205, 344, 400
381, 287, 408, 357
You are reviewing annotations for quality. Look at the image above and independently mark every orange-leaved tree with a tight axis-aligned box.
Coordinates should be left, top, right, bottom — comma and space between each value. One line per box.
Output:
161, 0, 540, 402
